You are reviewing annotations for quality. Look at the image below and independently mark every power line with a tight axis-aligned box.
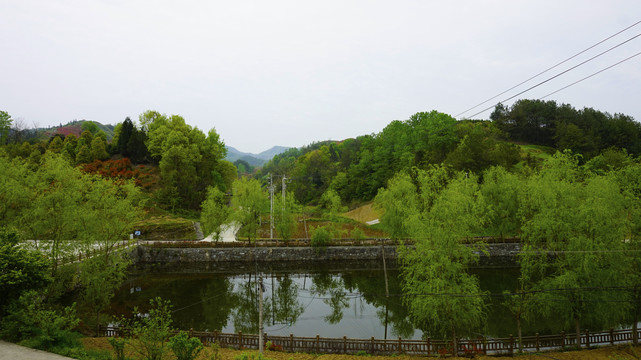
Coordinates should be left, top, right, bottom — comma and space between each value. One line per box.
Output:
455, 20, 641, 118
463, 31, 641, 119
539, 50, 641, 100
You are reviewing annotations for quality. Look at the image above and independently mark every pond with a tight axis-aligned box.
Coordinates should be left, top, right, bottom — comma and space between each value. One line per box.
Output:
108, 262, 572, 340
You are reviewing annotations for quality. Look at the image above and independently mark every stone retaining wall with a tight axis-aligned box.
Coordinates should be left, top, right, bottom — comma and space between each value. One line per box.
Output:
132, 242, 521, 268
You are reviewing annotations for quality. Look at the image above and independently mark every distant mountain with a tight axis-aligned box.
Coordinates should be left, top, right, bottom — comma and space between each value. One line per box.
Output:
225, 145, 291, 167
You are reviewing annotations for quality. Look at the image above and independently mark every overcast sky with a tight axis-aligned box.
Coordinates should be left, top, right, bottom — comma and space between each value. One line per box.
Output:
1, 1, 640, 153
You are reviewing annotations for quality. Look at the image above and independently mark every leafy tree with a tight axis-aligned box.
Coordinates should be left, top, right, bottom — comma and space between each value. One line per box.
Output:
75, 144, 92, 164
0, 110, 12, 145
375, 172, 419, 240
275, 191, 300, 242
79, 253, 130, 335
144, 111, 227, 209
128, 297, 174, 360
62, 134, 78, 162
90, 136, 109, 161
0, 290, 79, 350
81, 121, 100, 135
519, 153, 629, 347
47, 136, 64, 153
200, 186, 230, 241
230, 178, 267, 242
77, 130, 94, 150
0, 228, 51, 318
478, 166, 522, 239
399, 173, 486, 354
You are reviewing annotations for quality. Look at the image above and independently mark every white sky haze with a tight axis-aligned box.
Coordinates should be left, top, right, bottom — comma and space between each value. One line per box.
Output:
1, 1, 640, 153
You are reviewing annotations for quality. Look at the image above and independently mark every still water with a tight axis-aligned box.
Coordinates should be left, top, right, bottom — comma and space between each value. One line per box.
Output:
108, 262, 568, 340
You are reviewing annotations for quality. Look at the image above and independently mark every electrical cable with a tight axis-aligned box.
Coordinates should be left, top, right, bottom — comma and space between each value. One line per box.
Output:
539, 50, 641, 100
456, 20, 641, 118
463, 31, 641, 119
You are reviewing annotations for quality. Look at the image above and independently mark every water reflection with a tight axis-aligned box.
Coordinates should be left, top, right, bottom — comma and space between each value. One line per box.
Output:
109, 265, 586, 340
110, 265, 424, 339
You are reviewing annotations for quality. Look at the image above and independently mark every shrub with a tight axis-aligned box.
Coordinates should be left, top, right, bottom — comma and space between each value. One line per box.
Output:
108, 337, 127, 360
168, 331, 203, 360
311, 226, 331, 250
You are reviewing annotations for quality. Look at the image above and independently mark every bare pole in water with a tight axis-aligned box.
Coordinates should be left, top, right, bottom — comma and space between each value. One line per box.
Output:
259, 276, 264, 353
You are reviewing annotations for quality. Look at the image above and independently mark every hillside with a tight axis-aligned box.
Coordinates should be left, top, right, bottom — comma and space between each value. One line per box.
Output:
225, 145, 292, 166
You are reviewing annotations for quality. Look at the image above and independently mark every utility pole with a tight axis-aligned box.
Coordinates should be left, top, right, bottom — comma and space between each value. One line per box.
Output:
281, 175, 287, 221
258, 276, 264, 353
269, 174, 274, 239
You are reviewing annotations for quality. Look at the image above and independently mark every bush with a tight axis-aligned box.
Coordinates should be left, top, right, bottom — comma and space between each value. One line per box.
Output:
168, 331, 203, 360
0, 290, 79, 350
127, 297, 174, 360
108, 337, 127, 360
311, 226, 331, 250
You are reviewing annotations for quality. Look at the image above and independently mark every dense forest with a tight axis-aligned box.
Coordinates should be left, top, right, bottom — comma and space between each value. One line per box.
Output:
257, 99, 641, 206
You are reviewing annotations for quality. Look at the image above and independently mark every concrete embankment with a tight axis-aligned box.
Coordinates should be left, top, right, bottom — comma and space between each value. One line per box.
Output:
132, 242, 521, 268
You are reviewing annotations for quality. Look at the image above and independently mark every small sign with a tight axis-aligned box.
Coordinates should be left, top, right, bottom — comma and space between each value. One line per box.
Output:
134, 230, 141, 236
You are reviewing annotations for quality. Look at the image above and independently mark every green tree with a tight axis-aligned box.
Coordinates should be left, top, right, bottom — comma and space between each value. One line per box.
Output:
519, 154, 629, 347
0, 228, 51, 318
399, 174, 486, 354
0, 290, 79, 350
200, 186, 230, 241
0, 110, 12, 145
230, 178, 267, 242
75, 144, 92, 164
375, 172, 419, 240
81, 121, 100, 134
90, 136, 109, 161
478, 166, 522, 239
275, 191, 300, 242
79, 253, 130, 335
47, 136, 64, 154
61, 134, 78, 162
128, 297, 174, 360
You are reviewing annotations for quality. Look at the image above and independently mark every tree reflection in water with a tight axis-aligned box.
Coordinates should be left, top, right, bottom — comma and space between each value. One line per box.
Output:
272, 274, 304, 326
310, 272, 350, 324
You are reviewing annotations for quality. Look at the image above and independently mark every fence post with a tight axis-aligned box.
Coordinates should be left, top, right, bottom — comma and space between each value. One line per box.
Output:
316, 334, 320, 353
371, 337, 375, 355
509, 334, 514, 356
426, 337, 431, 356
344, 336, 347, 354
585, 329, 590, 348
561, 331, 566, 350
239, 331, 243, 350
610, 328, 614, 346
264, 333, 267, 350
536, 333, 540, 352
398, 337, 402, 355
483, 336, 487, 355
290, 334, 294, 352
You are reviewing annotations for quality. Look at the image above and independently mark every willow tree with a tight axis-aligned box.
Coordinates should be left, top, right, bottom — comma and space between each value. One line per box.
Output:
519, 152, 629, 347
399, 172, 487, 354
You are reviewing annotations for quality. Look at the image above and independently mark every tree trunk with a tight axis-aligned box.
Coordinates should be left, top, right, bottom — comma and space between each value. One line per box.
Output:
452, 327, 458, 356
634, 314, 639, 345
575, 318, 581, 349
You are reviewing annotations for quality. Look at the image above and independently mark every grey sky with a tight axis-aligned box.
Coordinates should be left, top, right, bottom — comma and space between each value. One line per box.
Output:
1, 1, 640, 153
